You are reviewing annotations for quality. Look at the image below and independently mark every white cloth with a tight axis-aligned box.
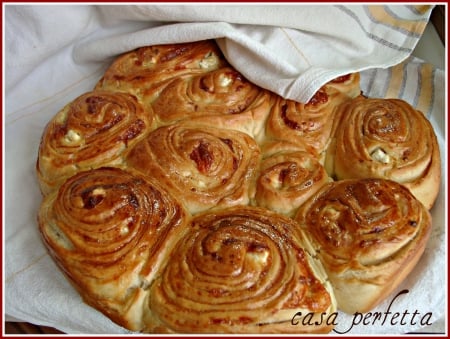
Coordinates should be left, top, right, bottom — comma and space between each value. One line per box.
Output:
7, 4, 434, 108
5, 4, 446, 334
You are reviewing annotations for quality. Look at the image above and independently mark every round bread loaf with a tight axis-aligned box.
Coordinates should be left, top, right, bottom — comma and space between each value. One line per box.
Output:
146, 206, 337, 333
253, 141, 331, 217
36, 90, 153, 195
38, 167, 189, 331
325, 95, 441, 209
295, 178, 432, 314
36, 40, 439, 333
126, 120, 261, 214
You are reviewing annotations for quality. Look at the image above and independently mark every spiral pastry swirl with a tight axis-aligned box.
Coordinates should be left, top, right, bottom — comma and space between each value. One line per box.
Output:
96, 41, 228, 107
327, 96, 441, 209
36, 90, 152, 195
35, 41, 440, 333
147, 206, 335, 333
254, 143, 331, 217
295, 178, 432, 313
38, 167, 189, 331
127, 121, 261, 214
151, 67, 274, 137
265, 86, 348, 158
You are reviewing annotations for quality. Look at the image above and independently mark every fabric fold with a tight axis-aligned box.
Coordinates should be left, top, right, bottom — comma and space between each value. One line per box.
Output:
6, 4, 434, 104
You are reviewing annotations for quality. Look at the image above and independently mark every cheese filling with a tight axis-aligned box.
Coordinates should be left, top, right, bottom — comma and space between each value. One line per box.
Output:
63, 129, 82, 145
371, 148, 390, 164
199, 52, 218, 69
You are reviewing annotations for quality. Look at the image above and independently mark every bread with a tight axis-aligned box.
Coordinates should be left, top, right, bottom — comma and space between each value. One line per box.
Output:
146, 206, 336, 334
38, 167, 189, 331
253, 141, 331, 217
126, 120, 261, 215
265, 84, 351, 160
95, 40, 229, 107
295, 178, 432, 314
36, 90, 153, 195
151, 66, 275, 138
38, 167, 336, 333
322, 72, 361, 99
325, 95, 441, 209
36, 40, 440, 333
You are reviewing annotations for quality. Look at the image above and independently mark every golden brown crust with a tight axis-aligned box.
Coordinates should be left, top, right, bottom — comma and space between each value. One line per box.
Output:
146, 206, 336, 334
253, 141, 331, 217
36, 90, 153, 195
295, 178, 432, 314
99, 40, 227, 81
265, 86, 348, 159
126, 121, 261, 214
38, 167, 189, 331
323, 73, 361, 98
35, 39, 440, 334
326, 96, 441, 209
151, 67, 275, 138
95, 40, 229, 110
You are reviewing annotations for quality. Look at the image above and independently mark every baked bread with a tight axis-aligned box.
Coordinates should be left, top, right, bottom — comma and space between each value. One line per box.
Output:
95, 40, 229, 111
36, 90, 152, 195
322, 72, 361, 99
146, 206, 336, 334
38, 167, 189, 331
151, 66, 275, 138
253, 141, 331, 217
295, 178, 432, 314
265, 84, 350, 160
325, 95, 441, 209
126, 120, 261, 215
35, 40, 440, 333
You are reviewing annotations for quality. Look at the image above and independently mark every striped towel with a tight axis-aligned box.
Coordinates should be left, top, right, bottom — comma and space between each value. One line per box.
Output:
362, 55, 443, 117
6, 4, 435, 107
72, 4, 435, 103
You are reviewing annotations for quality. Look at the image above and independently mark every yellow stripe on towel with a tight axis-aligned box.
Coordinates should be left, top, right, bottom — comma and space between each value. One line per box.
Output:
411, 5, 433, 15
415, 63, 434, 115
367, 5, 430, 35
384, 61, 434, 115
384, 62, 405, 99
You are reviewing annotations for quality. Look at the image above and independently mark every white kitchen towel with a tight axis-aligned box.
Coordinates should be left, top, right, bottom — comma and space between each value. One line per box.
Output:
5, 4, 446, 335
6, 3, 433, 110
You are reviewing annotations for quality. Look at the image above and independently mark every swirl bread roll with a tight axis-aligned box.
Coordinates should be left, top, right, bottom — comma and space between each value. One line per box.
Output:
254, 141, 331, 217
151, 67, 274, 139
326, 96, 441, 209
127, 121, 261, 214
35, 40, 440, 334
146, 206, 336, 334
95, 40, 228, 108
323, 72, 361, 99
265, 84, 348, 159
36, 90, 153, 195
295, 178, 432, 314
38, 167, 189, 331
